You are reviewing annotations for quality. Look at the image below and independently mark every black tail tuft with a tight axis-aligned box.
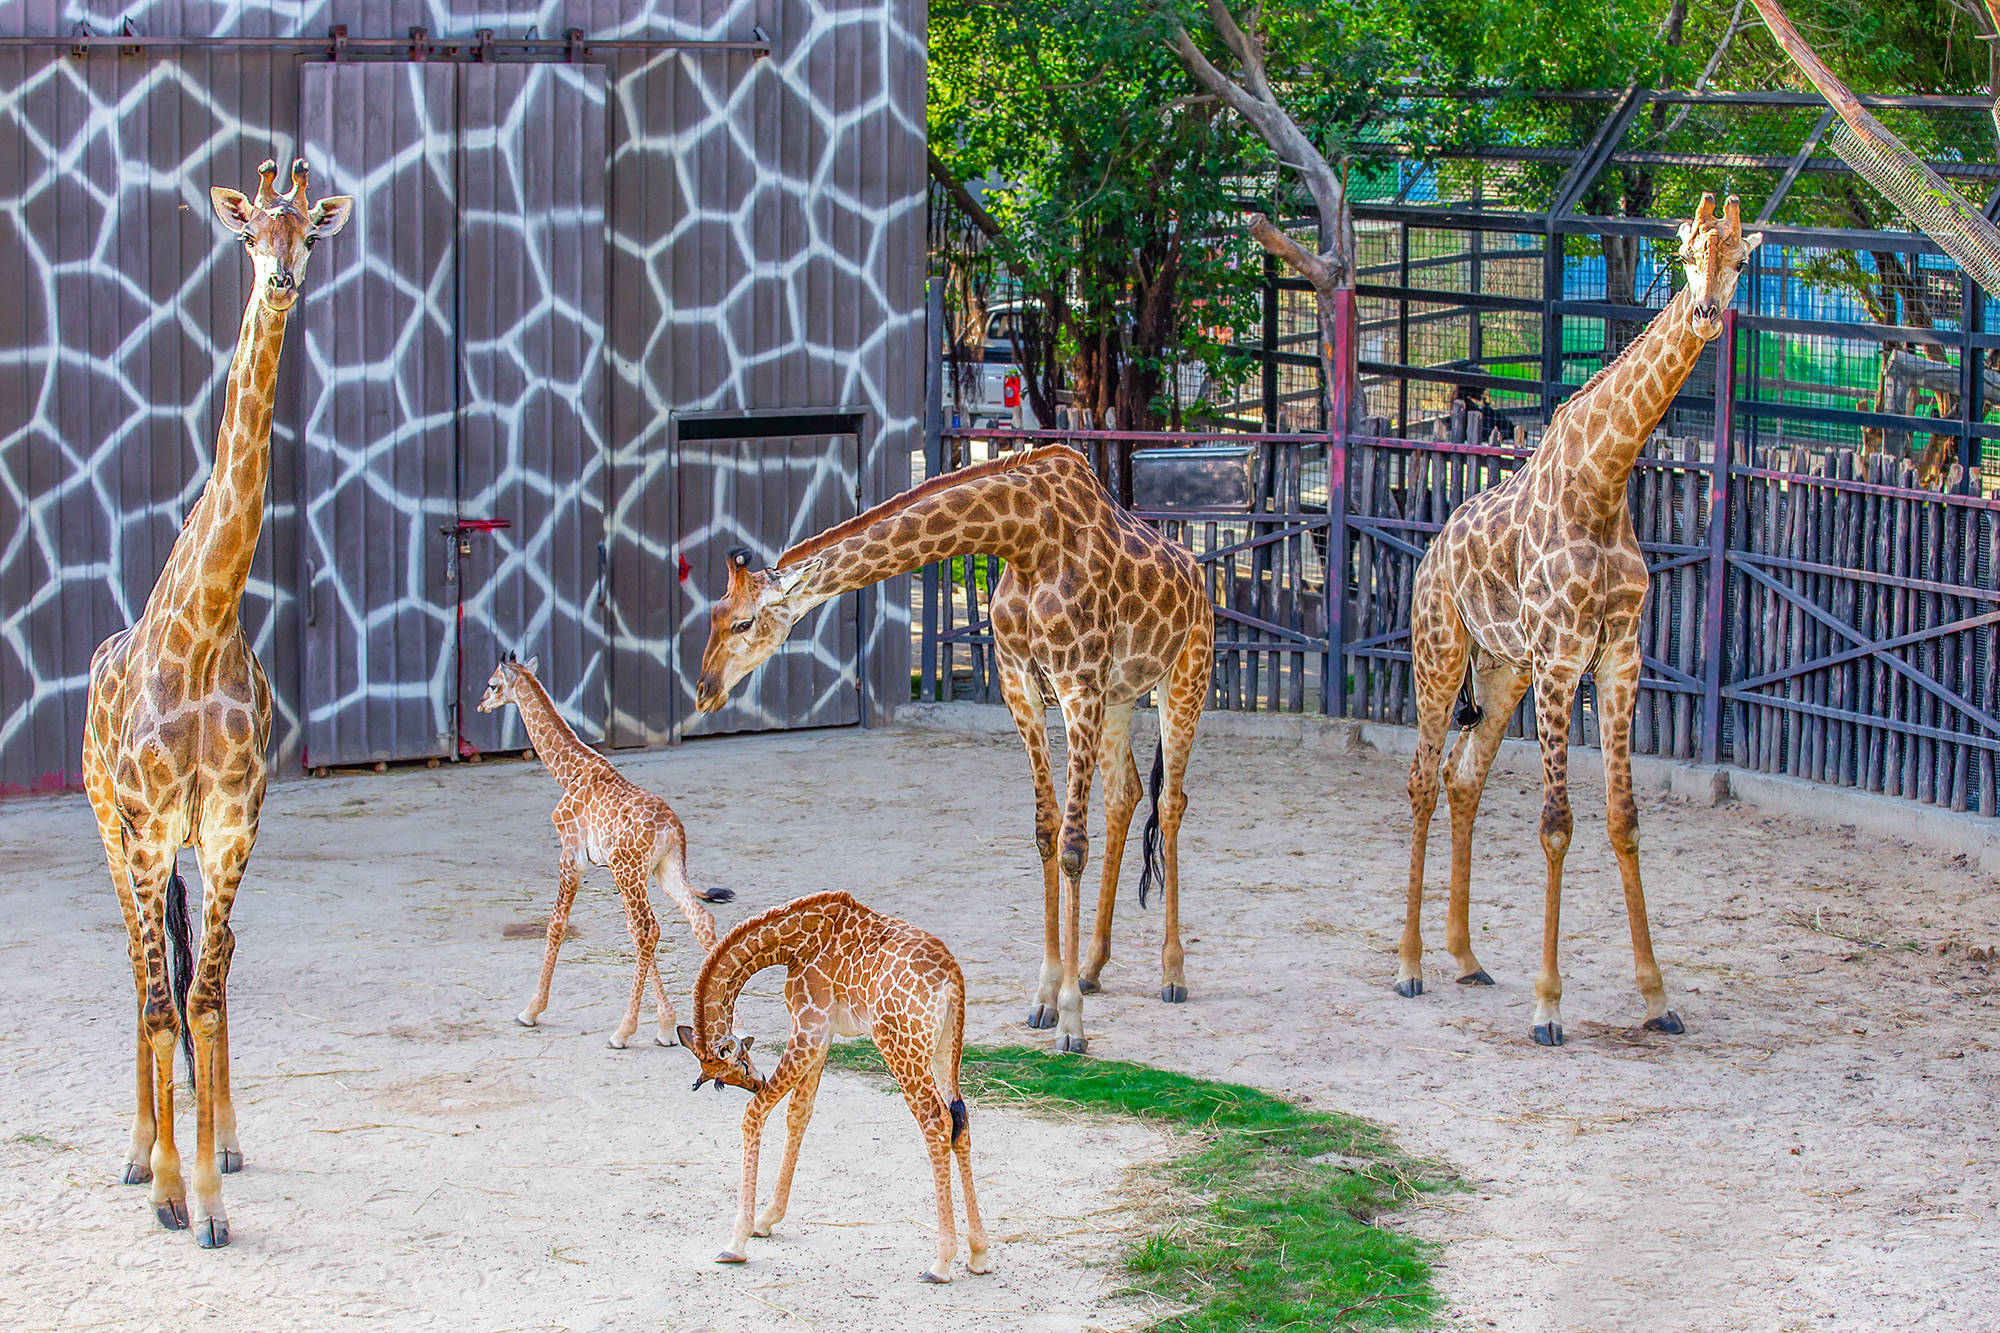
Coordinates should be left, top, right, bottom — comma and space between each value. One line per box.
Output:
700, 887, 735, 904
1136, 740, 1166, 908
948, 1097, 967, 1144
1454, 674, 1484, 729
164, 870, 195, 1074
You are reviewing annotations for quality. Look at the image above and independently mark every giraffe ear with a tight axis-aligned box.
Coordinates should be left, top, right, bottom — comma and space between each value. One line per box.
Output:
737, 1035, 755, 1056
675, 1024, 695, 1051
522, 656, 540, 677
1741, 231, 1765, 256
308, 195, 353, 239
211, 187, 256, 235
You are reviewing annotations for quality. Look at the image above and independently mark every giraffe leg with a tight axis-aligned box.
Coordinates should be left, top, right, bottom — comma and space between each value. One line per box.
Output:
1397, 578, 1470, 998
1052, 684, 1104, 1054
997, 650, 1061, 1030
1528, 662, 1583, 1047
1443, 661, 1532, 987
90, 782, 157, 1185
1153, 625, 1210, 1004
754, 1047, 827, 1236
718, 1035, 821, 1264
213, 922, 240, 1173
951, 1092, 991, 1275
892, 1057, 960, 1282
647, 955, 678, 1047
518, 850, 579, 1029
608, 856, 659, 1050
1597, 639, 1682, 1033
123, 842, 187, 1231
188, 832, 252, 1248
1080, 700, 1139, 993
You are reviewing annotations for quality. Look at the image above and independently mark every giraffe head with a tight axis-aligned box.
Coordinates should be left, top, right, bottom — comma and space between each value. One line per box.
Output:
1674, 193, 1763, 342
693, 547, 823, 712
210, 158, 352, 314
676, 1028, 763, 1093
476, 652, 541, 714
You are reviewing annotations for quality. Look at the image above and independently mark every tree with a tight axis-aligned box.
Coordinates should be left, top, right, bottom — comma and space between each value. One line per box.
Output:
928, 1, 1261, 428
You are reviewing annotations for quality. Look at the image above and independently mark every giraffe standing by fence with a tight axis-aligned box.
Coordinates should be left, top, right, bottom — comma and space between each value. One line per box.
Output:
678, 891, 989, 1283
1397, 193, 1762, 1046
693, 445, 1214, 1054
477, 654, 734, 1048
81, 160, 351, 1246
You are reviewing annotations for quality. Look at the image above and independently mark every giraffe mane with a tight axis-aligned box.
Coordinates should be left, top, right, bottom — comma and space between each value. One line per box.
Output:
776, 445, 1081, 568
1550, 287, 1688, 429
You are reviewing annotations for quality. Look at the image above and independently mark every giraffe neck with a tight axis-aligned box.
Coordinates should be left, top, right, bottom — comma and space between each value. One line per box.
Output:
141, 292, 289, 634
692, 896, 844, 1046
778, 447, 1091, 602
1544, 286, 1709, 503
510, 674, 600, 787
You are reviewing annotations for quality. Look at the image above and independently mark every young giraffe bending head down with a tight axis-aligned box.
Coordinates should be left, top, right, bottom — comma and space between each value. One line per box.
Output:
679, 891, 991, 1283
478, 654, 734, 1048
1397, 193, 1761, 1045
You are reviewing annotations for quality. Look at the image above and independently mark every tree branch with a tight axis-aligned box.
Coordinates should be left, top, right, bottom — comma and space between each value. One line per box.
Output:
927, 149, 1004, 242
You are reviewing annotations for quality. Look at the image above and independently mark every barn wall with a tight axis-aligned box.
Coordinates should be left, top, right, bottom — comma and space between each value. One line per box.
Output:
0, 0, 925, 792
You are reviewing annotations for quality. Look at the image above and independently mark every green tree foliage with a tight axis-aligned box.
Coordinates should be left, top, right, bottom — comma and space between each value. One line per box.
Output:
930, 0, 1263, 427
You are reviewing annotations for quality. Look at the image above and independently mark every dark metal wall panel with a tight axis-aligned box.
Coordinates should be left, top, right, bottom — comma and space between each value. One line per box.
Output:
0, 0, 928, 790
299, 61, 459, 766
674, 433, 861, 736
456, 61, 609, 752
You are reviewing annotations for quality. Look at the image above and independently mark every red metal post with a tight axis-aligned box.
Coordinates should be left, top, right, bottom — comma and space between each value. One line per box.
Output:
1700, 309, 1737, 764
1327, 286, 1355, 719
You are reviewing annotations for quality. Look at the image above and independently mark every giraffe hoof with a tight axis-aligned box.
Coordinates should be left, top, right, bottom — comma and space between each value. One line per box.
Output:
1457, 970, 1495, 986
1025, 1005, 1057, 1029
1077, 976, 1101, 995
714, 1250, 747, 1265
968, 1254, 994, 1275
919, 1270, 950, 1284
1056, 1033, 1087, 1054
1531, 1023, 1564, 1047
1160, 984, 1187, 1004
122, 1161, 151, 1185
156, 1199, 189, 1231
1393, 977, 1423, 998
513, 1014, 538, 1028
218, 1150, 242, 1175
655, 1033, 678, 1048
1643, 1011, 1686, 1035
605, 1036, 630, 1050
194, 1216, 229, 1249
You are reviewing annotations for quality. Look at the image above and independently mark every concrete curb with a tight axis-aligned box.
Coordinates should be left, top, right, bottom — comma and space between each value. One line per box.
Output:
894, 701, 2000, 877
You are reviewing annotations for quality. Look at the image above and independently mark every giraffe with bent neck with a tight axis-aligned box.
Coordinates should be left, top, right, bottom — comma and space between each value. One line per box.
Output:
695, 445, 1214, 1054
678, 890, 989, 1283
82, 159, 351, 1247
477, 654, 733, 1049
1396, 193, 1762, 1046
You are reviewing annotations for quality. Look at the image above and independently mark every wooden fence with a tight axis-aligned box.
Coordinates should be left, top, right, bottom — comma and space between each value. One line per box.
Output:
917, 319, 2000, 817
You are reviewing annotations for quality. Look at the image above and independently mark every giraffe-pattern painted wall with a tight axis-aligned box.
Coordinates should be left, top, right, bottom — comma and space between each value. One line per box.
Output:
0, 0, 925, 792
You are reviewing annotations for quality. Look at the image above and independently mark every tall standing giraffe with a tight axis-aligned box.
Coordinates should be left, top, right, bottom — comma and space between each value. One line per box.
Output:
1396, 193, 1760, 1046
694, 446, 1214, 1053
82, 160, 351, 1246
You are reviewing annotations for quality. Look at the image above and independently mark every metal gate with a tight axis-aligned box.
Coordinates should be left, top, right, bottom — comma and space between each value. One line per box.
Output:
674, 434, 862, 737
298, 61, 606, 767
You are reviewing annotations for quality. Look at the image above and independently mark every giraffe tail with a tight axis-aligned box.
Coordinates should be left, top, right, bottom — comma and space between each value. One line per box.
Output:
1137, 739, 1166, 908
936, 969, 968, 1144
164, 870, 195, 1073
1454, 671, 1484, 729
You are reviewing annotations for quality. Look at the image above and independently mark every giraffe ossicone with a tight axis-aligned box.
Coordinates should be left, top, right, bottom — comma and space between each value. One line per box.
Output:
81, 156, 351, 1248
1396, 191, 1760, 1046
694, 445, 1214, 1053
680, 891, 991, 1282
478, 655, 732, 1050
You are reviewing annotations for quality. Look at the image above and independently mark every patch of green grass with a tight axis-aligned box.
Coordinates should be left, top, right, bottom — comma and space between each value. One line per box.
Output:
824, 1042, 1456, 1330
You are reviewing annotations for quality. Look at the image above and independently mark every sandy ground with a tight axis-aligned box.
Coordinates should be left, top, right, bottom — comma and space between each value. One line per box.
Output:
5, 717, 2000, 1332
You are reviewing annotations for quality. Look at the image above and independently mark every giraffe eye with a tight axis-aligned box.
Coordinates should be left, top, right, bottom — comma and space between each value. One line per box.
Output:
730, 619, 754, 634
304, 235, 317, 249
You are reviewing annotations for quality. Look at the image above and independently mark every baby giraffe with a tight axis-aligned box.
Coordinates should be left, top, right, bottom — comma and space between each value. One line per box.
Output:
478, 654, 734, 1047
679, 891, 990, 1283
